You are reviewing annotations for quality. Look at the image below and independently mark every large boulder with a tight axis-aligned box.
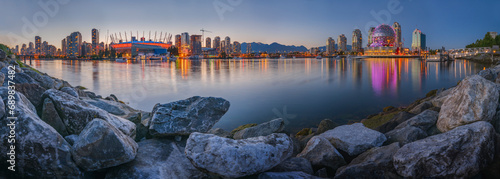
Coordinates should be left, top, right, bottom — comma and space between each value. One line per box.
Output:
233, 118, 285, 139
82, 97, 137, 116
0, 49, 5, 60
72, 118, 138, 171
0, 88, 82, 178
269, 157, 314, 175
374, 111, 415, 133
319, 123, 386, 156
258, 171, 322, 179
13, 83, 46, 109
207, 128, 230, 138
149, 96, 230, 136
60, 86, 78, 98
393, 121, 496, 178
42, 89, 136, 137
105, 139, 207, 179
385, 110, 439, 145
22, 69, 57, 89
437, 75, 499, 132
335, 143, 400, 179
41, 98, 69, 136
316, 119, 338, 134
1, 68, 38, 86
297, 136, 345, 172
185, 132, 293, 178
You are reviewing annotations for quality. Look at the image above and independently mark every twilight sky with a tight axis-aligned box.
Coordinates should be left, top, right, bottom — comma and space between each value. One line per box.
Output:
1, 0, 499, 50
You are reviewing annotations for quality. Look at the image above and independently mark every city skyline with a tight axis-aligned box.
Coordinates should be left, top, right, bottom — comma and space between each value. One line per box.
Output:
1, 0, 499, 50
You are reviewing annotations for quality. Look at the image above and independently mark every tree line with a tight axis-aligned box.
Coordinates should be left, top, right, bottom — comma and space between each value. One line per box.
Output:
466, 32, 500, 48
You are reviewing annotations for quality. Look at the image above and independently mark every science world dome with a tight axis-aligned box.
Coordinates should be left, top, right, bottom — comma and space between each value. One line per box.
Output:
370, 24, 396, 47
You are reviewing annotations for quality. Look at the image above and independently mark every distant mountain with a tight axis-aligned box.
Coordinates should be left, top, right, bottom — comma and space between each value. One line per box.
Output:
241, 42, 308, 53
318, 45, 352, 52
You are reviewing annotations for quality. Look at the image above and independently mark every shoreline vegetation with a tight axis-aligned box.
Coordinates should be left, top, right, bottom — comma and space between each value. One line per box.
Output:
0, 48, 499, 178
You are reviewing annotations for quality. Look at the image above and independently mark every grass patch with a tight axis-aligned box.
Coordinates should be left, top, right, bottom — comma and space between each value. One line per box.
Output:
362, 112, 397, 129
16, 60, 41, 74
295, 128, 312, 138
425, 89, 438, 98
383, 106, 395, 113
76, 86, 88, 90
230, 123, 257, 136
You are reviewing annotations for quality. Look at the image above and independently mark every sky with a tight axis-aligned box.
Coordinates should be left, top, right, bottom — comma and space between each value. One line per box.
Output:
1, 0, 499, 50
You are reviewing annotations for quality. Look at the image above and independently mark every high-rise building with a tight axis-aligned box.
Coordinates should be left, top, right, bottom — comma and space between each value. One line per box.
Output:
190, 35, 202, 55
48, 45, 56, 56
233, 41, 241, 54
61, 38, 66, 56
224, 36, 231, 54
92, 28, 99, 55
411, 29, 426, 51
326, 37, 335, 55
67, 31, 82, 57
205, 37, 211, 48
213, 36, 221, 53
21, 44, 27, 55
28, 42, 34, 55
181, 32, 190, 55
352, 29, 362, 52
337, 34, 347, 52
42, 41, 48, 55
367, 27, 375, 47
246, 43, 252, 54
175, 34, 181, 47
35, 36, 41, 55
392, 22, 402, 47
220, 40, 226, 54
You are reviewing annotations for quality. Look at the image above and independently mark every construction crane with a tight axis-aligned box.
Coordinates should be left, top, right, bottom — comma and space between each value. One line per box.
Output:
200, 28, 212, 47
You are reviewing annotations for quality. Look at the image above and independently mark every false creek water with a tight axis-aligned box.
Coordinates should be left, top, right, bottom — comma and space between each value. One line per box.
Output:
30, 58, 489, 132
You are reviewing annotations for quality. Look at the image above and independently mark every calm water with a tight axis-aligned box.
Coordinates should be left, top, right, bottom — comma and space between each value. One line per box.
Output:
29, 58, 489, 132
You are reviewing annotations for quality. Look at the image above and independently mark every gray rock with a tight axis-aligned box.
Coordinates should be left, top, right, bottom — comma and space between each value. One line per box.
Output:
297, 136, 345, 171
105, 139, 207, 179
430, 87, 454, 108
42, 89, 136, 137
316, 119, 338, 134
85, 91, 98, 99
478, 68, 496, 81
319, 123, 387, 156
233, 118, 285, 139
385, 126, 427, 146
207, 128, 230, 138
437, 75, 499, 132
335, 143, 401, 179
1, 71, 37, 86
494, 110, 500, 134
149, 96, 230, 136
385, 110, 439, 145
315, 168, 328, 178
408, 101, 432, 114
0, 49, 5, 60
374, 111, 415, 133
72, 118, 138, 171
64, 134, 79, 146
0, 73, 4, 85
0, 87, 82, 178
82, 98, 132, 116
393, 121, 496, 178
23, 69, 57, 89
270, 157, 314, 175
41, 98, 69, 136
394, 109, 439, 132
14, 83, 46, 109
60, 86, 78, 98
258, 171, 322, 179
185, 132, 293, 178
0, 96, 4, 119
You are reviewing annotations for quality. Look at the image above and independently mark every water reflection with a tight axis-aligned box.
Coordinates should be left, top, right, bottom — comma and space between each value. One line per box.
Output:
30, 58, 489, 132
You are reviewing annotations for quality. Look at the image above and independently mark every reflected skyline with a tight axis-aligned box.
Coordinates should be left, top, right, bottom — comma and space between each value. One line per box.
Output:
30, 58, 488, 132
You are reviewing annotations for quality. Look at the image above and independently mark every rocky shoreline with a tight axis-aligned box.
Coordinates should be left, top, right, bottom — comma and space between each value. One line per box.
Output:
0, 50, 499, 178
